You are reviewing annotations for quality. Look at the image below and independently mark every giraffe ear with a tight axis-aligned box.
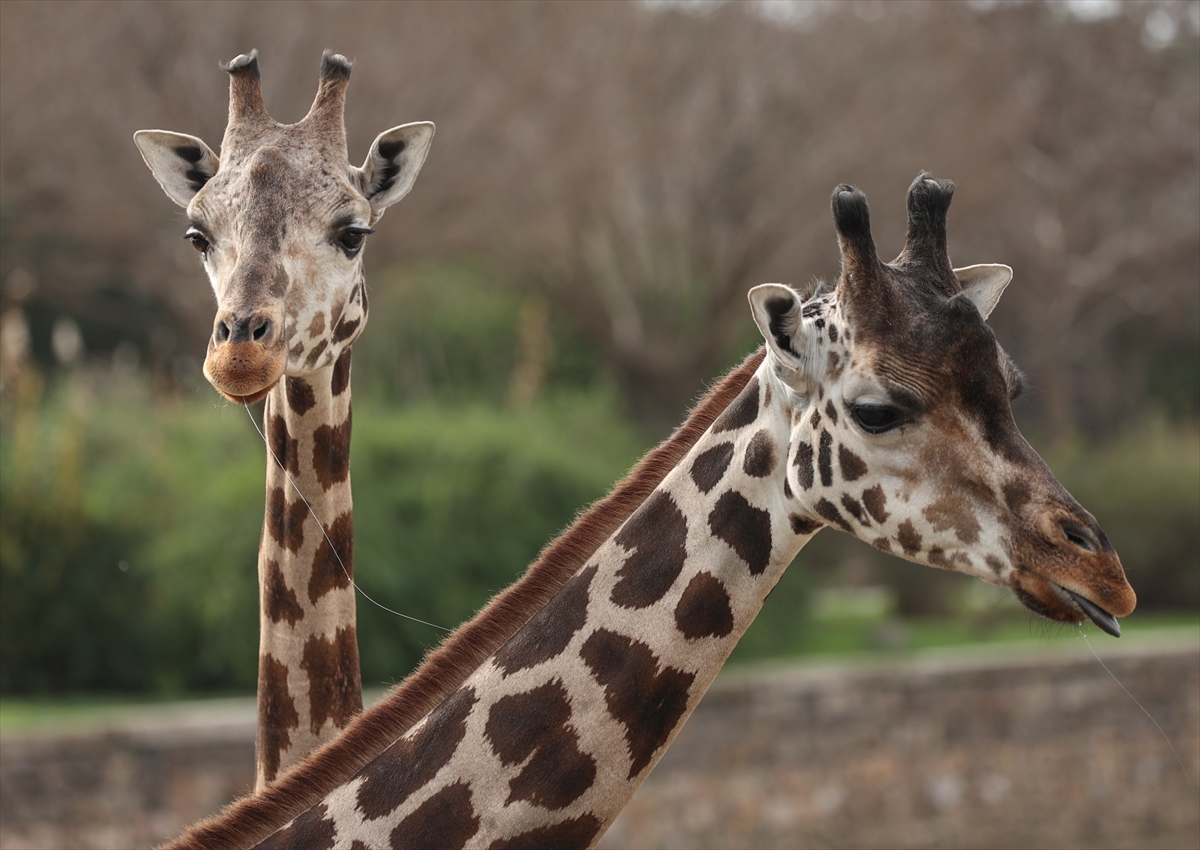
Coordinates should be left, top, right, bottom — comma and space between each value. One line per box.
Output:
133, 130, 220, 207
954, 264, 1012, 320
749, 284, 809, 374
356, 121, 435, 216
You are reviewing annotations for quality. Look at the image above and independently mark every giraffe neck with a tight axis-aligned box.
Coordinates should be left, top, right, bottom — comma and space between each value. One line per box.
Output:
250, 355, 815, 849
166, 350, 764, 850
255, 348, 362, 790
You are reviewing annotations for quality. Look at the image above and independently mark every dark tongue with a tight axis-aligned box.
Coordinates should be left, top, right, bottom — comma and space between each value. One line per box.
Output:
1066, 589, 1121, 638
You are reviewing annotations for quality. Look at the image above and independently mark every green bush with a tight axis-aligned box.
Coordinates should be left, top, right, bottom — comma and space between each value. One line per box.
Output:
351, 393, 641, 683
1, 358, 1195, 696
0, 370, 641, 695
1045, 421, 1200, 611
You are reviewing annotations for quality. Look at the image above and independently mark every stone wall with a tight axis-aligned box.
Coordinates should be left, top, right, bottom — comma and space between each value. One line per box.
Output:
601, 639, 1200, 849
1, 639, 1196, 849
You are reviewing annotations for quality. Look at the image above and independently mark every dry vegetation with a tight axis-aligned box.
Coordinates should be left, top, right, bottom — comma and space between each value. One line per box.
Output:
1, 0, 1196, 432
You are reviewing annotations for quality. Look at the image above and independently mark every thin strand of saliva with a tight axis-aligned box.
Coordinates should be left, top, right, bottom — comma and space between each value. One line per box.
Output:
1080, 629, 1193, 787
244, 402, 449, 633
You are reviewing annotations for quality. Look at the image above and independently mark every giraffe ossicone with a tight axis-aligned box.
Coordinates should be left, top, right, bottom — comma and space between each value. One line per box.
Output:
166, 174, 1134, 850
135, 50, 434, 790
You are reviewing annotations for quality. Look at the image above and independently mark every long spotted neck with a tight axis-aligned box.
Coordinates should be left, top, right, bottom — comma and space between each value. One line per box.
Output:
255, 347, 361, 791
250, 358, 819, 848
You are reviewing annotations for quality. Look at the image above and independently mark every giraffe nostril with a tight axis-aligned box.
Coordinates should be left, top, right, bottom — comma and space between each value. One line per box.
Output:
216, 320, 231, 343
1061, 520, 1097, 553
252, 318, 271, 342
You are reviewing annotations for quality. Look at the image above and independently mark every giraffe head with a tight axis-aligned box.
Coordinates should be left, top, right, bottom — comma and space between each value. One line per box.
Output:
135, 51, 433, 403
750, 174, 1135, 635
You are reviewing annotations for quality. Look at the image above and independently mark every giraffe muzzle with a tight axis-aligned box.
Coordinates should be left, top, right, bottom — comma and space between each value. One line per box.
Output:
204, 309, 286, 404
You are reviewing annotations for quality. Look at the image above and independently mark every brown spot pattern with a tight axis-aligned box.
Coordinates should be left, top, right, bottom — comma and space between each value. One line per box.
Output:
840, 493, 867, 525
826, 350, 844, 381
818, 430, 834, 486
496, 565, 595, 676
674, 572, 734, 639
268, 415, 300, 476
255, 802, 336, 850
1003, 479, 1031, 514
611, 491, 689, 609
485, 681, 596, 809
580, 628, 695, 779
814, 498, 851, 531
355, 687, 477, 820
331, 347, 352, 397
690, 442, 734, 494
873, 537, 893, 552
308, 511, 354, 603
923, 496, 981, 544
742, 429, 777, 478
897, 520, 923, 555
824, 399, 839, 424
286, 377, 316, 415
986, 555, 1005, 575
312, 411, 352, 491
266, 486, 307, 553
263, 559, 304, 625
388, 781, 479, 850
790, 514, 823, 536
485, 815, 603, 850
332, 315, 361, 344
708, 491, 773, 576
862, 485, 890, 523
712, 377, 759, 433
257, 653, 299, 784
810, 409, 821, 429
794, 441, 815, 490
303, 338, 328, 368
301, 626, 362, 735
838, 445, 867, 482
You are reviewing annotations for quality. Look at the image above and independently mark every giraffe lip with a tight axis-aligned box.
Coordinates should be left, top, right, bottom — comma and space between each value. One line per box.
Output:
1062, 588, 1121, 638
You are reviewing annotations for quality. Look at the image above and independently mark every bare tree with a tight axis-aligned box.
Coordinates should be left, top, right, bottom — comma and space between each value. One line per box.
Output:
1, 0, 1196, 434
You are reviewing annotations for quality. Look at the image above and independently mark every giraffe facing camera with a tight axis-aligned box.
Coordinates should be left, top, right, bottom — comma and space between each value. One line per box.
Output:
135, 51, 435, 792
162, 175, 1134, 849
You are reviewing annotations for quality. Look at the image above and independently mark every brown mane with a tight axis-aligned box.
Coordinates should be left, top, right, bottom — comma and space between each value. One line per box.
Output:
166, 347, 765, 850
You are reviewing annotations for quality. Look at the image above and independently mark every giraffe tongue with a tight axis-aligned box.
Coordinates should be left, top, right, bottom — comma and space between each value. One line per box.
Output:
1065, 589, 1121, 638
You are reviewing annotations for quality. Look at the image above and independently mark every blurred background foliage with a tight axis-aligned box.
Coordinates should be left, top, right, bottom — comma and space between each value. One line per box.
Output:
1, 0, 1197, 697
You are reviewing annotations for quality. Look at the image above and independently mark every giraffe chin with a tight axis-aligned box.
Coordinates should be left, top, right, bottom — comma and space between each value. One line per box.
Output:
1011, 570, 1125, 638
213, 382, 278, 406
203, 345, 286, 406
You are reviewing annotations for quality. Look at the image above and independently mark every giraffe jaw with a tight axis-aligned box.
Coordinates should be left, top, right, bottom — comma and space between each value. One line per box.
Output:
1010, 568, 1131, 638
214, 382, 277, 405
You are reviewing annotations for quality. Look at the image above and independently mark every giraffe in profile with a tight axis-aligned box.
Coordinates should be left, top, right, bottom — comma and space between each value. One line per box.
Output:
165, 174, 1135, 849
135, 50, 434, 791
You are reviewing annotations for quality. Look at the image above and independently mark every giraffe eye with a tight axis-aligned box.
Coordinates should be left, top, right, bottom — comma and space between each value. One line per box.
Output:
337, 228, 371, 256
852, 403, 905, 434
184, 228, 210, 254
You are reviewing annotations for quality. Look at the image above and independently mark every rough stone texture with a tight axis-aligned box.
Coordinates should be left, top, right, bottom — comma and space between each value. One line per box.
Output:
601, 639, 1200, 850
1, 642, 1196, 850
0, 699, 256, 850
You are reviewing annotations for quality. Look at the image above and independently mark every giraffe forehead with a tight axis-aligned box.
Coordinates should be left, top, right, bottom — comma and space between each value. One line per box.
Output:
839, 296, 1009, 410
194, 141, 365, 237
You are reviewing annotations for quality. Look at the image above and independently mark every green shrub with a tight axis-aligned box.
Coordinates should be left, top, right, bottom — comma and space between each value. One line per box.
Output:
0, 369, 641, 695
351, 393, 641, 683
1045, 421, 1200, 611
